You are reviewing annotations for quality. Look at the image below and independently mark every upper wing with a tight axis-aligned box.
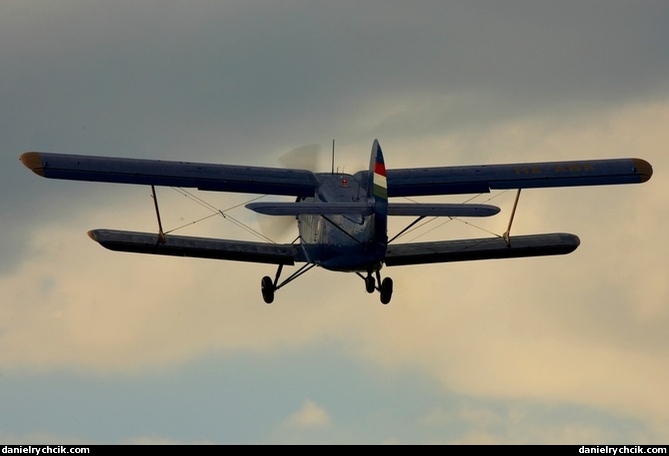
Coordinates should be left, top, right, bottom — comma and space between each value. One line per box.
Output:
88, 229, 305, 265
386, 158, 653, 197
21, 152, 652, 198
385, 233, 580, 266
20, 152, 319, 197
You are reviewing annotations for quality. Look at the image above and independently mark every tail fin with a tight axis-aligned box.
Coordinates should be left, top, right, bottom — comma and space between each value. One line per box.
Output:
369, 139, 388, 202
369, 139, 388, 243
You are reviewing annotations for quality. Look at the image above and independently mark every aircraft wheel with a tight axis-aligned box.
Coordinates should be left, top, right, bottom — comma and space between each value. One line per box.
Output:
261, 276, 275, 304
365, 275, 376, 294
379, 277, 393, 305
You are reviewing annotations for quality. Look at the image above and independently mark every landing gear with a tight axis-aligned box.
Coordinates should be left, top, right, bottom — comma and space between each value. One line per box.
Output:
261, 276, 275, 304
358, 270, 393, 304
375, 270, 393, 305
262, 264, 393, 304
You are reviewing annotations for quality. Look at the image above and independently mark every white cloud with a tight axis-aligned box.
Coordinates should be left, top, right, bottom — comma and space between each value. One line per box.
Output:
122, 436, 216, 445
0, 431, 90, 445
284, 400, 331, 429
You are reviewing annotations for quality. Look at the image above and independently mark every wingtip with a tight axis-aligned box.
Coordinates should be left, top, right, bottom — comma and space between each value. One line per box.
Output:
87, 229, 100, 243
632, 158, 653, 183
20, 151, 46, 177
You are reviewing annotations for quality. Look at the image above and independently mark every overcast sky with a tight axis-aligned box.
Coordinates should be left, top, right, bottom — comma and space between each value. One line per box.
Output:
1, 0, 668, 444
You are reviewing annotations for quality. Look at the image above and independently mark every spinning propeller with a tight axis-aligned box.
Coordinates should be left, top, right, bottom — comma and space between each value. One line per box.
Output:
258, 144, 323, 242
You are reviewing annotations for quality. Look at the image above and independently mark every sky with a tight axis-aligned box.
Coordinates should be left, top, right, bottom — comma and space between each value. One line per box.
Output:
1, 0, 668, 445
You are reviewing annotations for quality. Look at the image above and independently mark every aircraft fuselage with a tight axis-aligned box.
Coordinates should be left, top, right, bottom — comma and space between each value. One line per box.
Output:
298, 172, 387, 272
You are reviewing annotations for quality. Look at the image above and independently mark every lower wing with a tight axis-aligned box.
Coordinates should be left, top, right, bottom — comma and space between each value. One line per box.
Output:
88, 229, 305, 265
384, 233, 580, 266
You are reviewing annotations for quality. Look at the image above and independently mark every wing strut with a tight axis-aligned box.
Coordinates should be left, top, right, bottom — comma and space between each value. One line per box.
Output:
261, 262, 317, 304
275, 263, 317, 290
503, 189, 521, 247
151, 185, 167, 244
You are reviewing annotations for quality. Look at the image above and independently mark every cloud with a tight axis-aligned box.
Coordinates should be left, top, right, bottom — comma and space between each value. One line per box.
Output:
284, 400, 331, 429
0, 431, 90, 445
346, 100, 669, 437
122, 436, 216, 445
264, 399, 337, 444
3, 99, 666, 445
3, 1, 669, 444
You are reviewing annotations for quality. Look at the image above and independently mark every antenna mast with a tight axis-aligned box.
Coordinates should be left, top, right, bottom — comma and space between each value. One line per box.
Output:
331, 139, 335, 174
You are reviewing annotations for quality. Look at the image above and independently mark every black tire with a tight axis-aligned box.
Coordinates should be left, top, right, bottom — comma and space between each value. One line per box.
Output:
380, 277, 393, 305
365, 275, 376, 294
261, 276, 274, 304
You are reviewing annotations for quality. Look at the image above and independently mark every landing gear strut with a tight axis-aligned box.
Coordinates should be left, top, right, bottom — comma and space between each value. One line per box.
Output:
260, 263, 317, 304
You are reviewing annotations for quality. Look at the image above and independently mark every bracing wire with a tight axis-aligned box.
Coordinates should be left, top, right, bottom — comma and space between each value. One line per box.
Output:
392, 190, 513, 243
162, 187, 277, 244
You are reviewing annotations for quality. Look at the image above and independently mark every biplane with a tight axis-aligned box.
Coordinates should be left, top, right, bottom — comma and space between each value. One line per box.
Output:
20, 140, 652, 304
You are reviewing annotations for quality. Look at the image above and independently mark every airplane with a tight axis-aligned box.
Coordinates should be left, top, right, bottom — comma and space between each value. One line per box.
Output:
20, 139, 652, 304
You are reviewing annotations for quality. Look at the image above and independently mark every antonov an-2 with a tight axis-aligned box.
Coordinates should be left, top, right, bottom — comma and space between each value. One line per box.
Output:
20, 140, 652, 304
